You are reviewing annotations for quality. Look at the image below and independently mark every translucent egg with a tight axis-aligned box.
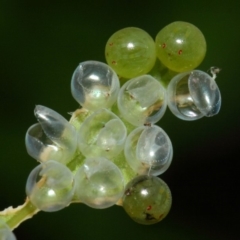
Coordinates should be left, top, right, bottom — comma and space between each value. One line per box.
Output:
0, 220, 16, 240
78, 108, 127, 159
124, 125, 173, 176
25, 105, 77, 164
117, 75, 167, 126
105, 27, 156, 79
167, 70, 221, 120
71, 61, 120, 111
122, 175, 172, 225
26, 160, 75, 212
74, 157, 124, 209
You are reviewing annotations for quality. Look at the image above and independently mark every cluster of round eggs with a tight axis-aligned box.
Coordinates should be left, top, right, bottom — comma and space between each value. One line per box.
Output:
0, 21, 222, 240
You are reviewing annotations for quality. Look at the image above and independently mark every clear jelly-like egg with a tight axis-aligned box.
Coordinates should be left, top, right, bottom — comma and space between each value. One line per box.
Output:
124, 125, 173, 176
74, 157, 124, 209
78, 108, 127, 159
25, 105, 77, 164
118, 75, 167, 126
167, 70, 221, 120
26, 160, 75, 212
71, 61, 120, 111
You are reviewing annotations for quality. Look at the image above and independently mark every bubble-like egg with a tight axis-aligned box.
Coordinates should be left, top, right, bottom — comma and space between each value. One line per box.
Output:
71, 61, 120, 111
26, 160, 75, 212
118, 75, 167, 126
124, 125, 173, 176
74, 157, 124, 209
167, 70, 221, 120
78, 108, 127, 159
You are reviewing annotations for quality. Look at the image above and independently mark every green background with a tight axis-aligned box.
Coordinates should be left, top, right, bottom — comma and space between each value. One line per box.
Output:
0, 0, 239, 239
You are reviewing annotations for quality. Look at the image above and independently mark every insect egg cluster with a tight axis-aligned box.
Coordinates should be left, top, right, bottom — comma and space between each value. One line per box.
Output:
0, 21, 222, 240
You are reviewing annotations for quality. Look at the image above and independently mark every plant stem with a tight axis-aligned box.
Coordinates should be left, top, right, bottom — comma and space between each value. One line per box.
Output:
0, 198, 39, 230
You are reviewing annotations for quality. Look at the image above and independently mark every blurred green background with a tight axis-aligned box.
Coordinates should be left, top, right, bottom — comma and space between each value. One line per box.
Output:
0, 0, 239, 239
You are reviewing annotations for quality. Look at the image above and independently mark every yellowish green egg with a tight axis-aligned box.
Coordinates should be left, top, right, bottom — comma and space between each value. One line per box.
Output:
105, 27, 156, 79
155, 21, 206, 72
